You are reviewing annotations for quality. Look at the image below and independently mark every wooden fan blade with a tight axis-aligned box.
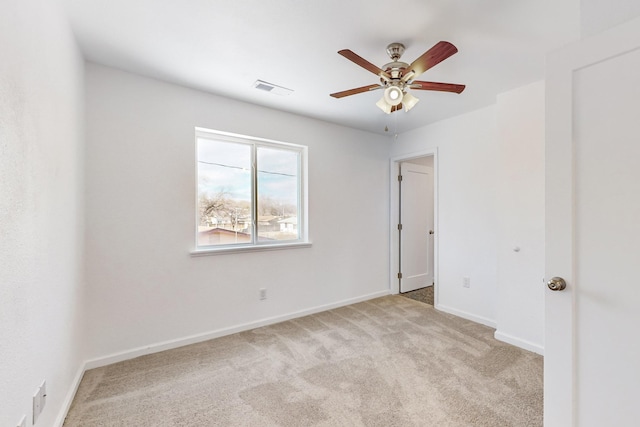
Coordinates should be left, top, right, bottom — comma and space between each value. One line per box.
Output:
330, 84, 381, 98
338, 49, 391, 80
410, 81, 466, 94
404, 41, 458, 80
391, 104, 403, 113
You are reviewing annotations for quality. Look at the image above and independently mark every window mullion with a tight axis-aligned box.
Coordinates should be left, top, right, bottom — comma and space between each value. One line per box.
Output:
251, 144, 258, 244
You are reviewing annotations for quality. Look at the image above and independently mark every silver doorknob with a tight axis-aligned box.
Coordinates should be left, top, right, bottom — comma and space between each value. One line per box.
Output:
547, 277, 566, 291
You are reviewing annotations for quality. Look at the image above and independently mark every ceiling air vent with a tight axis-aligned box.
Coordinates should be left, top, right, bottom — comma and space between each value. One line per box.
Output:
253, 80, 293, 96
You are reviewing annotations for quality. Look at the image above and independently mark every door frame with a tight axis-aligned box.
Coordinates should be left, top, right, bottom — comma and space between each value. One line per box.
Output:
545, 16, 640, 426
389, 148, 439, 304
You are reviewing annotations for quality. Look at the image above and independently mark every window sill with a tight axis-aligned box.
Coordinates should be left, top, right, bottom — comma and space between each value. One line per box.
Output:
190, 241, 312, 256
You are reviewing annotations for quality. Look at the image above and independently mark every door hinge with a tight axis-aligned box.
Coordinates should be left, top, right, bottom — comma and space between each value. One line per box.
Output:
397, 224, 402, 231
397, 272, 403, 279
398, 174, 403, 182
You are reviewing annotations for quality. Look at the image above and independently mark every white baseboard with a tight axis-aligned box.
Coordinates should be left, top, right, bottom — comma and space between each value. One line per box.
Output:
427, 303, 544, 355
56, 289, 390, 425
85, 289, 390, 370
54, 364, 86, 427
494, 330, 544, 355
435, 303, 497, 328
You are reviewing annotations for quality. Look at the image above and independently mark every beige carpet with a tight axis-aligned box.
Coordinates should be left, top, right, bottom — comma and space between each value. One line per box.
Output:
402, 286, 434, 306
64, 296, 542, 426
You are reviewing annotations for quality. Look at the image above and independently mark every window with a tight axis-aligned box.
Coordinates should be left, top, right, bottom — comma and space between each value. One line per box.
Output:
195, 128, 307, 251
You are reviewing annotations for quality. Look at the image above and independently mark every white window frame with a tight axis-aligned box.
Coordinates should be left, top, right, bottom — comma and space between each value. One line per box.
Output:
191, 127, 310, 256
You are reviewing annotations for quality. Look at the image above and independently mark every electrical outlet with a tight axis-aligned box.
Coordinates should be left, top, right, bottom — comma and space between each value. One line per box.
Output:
259, 288, 267, 300
17, 415, 26, 427
463, 277, 471, 288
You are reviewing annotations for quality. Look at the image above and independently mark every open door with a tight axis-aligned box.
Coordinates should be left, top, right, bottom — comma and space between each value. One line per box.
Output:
545, 17, 640, 426
399, 161, 434, 293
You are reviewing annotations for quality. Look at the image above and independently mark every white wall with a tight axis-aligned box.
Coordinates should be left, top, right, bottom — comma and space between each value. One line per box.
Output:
83, 64, 390, 361
581, 0, 640, 37
390, 106, 500, 326
390, 85, 546, 350
495, 81, 545, 354
0, 1, 85, 426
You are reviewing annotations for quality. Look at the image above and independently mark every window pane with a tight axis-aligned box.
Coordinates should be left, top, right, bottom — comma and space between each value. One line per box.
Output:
197, 138, 252, 246
256, 146, 300, 242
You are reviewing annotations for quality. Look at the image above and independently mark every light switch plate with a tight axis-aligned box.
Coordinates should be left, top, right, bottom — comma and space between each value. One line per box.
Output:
40, 381, 46, 410
32, 388, 41, 424
32, 380, 47, 424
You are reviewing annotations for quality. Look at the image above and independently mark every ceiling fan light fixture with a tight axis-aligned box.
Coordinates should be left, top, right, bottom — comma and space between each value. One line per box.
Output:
402, 91, 420, 112
376, 97, 392, 114
383, 85, 403, 106
331, 41, 465, 117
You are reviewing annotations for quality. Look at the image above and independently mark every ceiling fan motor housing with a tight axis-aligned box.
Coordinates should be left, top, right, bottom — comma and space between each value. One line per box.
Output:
382, 61, 410, 79
384, 43, 409, 79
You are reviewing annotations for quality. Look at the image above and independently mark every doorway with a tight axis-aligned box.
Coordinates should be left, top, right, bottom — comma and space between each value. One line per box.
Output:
390, 152, 437, 306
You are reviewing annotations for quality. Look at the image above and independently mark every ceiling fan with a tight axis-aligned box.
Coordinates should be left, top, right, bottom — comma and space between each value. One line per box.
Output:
330, 41, 465, 114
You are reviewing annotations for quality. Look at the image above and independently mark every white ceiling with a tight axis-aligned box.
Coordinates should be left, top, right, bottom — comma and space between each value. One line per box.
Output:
60, 0, 579, 135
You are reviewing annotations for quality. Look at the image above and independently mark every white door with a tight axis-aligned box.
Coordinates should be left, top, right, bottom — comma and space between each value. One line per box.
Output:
400, 162, 434, 293
545, 17, 640, 427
